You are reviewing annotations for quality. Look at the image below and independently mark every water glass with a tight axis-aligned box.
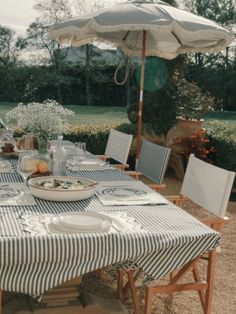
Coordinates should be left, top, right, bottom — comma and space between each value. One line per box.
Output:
17, 151, 37, 181
74, 142, 86, 162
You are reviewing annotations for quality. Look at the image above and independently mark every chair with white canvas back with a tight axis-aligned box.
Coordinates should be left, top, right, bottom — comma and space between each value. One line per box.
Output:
118, 154, 235, 314
100, 129, 133, 171
127, 140, 171, 192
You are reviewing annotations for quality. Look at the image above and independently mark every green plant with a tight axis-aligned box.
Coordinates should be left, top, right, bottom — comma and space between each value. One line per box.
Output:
204, 120, 236, 172
176, 78, 214, 120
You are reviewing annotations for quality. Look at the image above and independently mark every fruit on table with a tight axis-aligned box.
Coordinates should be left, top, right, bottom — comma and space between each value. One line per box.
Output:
37, 161, 49, 173
23, 159, 49, 174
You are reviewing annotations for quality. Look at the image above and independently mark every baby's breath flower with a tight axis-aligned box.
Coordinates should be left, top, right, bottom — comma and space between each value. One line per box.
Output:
6, 99, 74, 138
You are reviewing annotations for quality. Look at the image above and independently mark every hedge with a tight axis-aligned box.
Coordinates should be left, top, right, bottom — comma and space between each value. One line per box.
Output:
15, 120, 236, 175
204, 120, 236, 173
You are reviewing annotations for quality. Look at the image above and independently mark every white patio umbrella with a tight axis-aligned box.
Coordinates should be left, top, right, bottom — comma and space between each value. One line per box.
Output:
49, 0, 234, 158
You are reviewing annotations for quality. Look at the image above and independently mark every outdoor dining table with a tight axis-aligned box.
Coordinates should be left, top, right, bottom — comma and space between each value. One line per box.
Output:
0, 156, 221, 305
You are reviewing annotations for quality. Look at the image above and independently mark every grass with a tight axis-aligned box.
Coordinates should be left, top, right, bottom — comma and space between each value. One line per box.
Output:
204, 111, 236, 125
0, 102, 235, 126
0, 102, 129, 125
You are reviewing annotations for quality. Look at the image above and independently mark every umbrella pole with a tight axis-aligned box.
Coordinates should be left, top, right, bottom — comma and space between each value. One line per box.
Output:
136, 30, 146, 160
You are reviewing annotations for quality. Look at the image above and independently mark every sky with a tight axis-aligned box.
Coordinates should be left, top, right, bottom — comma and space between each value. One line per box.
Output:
0, 0, 37, 35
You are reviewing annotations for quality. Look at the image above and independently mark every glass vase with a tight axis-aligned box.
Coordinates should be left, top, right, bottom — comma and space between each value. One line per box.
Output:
30, 135, 51, 177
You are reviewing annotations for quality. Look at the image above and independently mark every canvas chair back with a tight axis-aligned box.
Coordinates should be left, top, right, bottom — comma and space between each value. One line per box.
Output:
105, 129, 133, 164
136, 140, 171, 184
181, 154, 235, 218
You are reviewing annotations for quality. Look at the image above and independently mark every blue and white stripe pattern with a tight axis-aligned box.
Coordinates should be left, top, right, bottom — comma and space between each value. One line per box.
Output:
0, 158, 221, 298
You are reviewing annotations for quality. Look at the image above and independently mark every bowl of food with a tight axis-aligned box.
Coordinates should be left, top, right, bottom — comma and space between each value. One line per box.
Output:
28, 176, 98, 201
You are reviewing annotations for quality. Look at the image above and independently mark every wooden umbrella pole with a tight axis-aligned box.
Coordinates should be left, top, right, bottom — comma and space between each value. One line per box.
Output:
136, 30, 147, 160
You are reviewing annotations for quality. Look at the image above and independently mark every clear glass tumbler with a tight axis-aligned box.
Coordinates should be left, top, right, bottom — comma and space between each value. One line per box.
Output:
74, 142, 86, 163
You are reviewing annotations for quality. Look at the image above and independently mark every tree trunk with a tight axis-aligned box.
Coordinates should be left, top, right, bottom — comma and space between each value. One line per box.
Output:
85, 44, 91, 106
126, 75, 131, 107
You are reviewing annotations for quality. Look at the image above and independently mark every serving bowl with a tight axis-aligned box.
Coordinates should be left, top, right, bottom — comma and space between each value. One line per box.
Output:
28, 176, 98, 202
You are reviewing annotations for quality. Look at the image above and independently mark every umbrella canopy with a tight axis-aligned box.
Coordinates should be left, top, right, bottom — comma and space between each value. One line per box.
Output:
49, 0, 234, 157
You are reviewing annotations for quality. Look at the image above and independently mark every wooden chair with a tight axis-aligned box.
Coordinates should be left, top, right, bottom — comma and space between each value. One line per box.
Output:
100, 129, 133, 170
118, 154, 235, 314
127, 140, 171, 192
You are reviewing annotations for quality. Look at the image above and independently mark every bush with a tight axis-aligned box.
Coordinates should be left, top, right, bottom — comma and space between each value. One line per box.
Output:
64, 124, 119, 155
204, 120, 236, 173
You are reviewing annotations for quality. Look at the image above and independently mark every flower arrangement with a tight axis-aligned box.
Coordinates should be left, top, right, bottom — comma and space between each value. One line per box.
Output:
6, 99, 74, 140
175, 129, 216, 165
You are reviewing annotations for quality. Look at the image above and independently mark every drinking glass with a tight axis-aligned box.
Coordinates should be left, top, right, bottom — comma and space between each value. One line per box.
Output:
74, 142, 86, 163
17, 151, 37, 181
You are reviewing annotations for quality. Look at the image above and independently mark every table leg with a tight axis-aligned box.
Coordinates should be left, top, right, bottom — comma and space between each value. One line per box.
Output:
0, 289, 3, 314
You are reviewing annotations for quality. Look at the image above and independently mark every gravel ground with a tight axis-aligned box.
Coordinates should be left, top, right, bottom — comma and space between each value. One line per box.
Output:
81, 177, 236, 314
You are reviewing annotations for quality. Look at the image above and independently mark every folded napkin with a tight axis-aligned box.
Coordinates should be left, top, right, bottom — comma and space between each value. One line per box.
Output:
96, 181, 169, 206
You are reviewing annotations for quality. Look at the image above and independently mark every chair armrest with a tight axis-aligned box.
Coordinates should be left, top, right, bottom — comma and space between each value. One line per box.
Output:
201, 216, 229, 231
148, 184, 166, 192
126, 171, 142, 180
99, 155, 108, 161
114, 164, 129, 171
166, 195, 188, 206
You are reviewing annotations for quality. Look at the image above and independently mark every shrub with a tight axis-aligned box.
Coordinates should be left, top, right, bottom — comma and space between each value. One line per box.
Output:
176, 78, 214, 120
204, 120, 236, 173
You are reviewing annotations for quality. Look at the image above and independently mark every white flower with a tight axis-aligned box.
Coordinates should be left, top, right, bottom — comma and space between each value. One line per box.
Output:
6, 99, 74, 138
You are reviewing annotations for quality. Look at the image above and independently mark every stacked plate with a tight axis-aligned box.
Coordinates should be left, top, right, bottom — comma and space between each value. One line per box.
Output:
47, 212, 112, 234
67, 159, 108, 171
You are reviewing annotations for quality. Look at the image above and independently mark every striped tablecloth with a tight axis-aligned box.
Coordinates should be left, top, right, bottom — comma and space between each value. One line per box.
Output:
0, 157, 221, 299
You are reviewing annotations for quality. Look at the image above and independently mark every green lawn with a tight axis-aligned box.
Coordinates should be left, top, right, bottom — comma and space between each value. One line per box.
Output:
204, 111, 236, 125
0, 102, 129, 125
0, 101, 235, 126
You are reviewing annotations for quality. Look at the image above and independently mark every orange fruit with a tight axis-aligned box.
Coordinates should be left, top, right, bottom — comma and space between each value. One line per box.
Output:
37, 161, 49, 174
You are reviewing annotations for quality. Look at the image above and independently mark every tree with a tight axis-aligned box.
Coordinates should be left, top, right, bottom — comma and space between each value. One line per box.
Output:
26, 0, 75, 101
0, 25, 26, 67
182, 0, 236, 110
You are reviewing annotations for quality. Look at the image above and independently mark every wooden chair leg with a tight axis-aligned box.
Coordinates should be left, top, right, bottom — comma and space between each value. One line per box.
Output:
145, 287, 153, 314
117, 270, 125, 302
0, 289, 3, 314
127, 270, 142, 314
192, 263, 205, 309
169, 271, 175, 299
204, 250, 217, 314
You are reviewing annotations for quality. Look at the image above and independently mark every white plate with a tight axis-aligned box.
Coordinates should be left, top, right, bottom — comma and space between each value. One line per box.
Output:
101, 186, 147, 199
49, 212, 112, 233
58, 212, 108, 230
0, 184, 22, 199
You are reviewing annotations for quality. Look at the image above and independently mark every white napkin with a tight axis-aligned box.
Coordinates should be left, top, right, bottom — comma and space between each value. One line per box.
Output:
96, 181, 169, 206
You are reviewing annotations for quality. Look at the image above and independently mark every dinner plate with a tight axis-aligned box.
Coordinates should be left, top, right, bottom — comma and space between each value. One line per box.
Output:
67, 159, 106, 167
50, 212, 112, 233
0, 184, 22, 199
101, 186, 147, 199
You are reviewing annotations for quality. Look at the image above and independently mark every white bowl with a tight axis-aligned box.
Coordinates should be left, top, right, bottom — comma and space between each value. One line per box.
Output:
28, 176, 98, 202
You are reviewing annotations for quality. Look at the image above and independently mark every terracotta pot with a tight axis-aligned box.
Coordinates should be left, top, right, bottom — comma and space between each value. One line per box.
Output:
166, 118, 204, 153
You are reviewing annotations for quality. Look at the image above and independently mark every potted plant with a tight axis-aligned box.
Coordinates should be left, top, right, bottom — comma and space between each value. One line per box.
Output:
165, 77, 215, 177
167, 77, 214, 148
